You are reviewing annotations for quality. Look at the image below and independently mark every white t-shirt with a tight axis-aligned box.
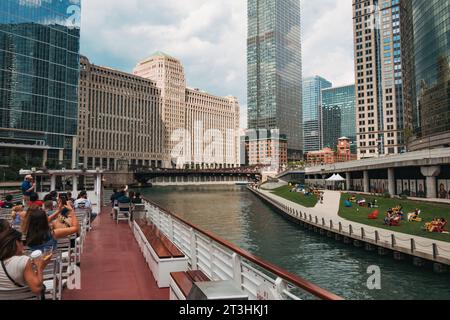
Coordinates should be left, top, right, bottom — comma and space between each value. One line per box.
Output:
0, 256, 30, 289
74, 198, 92, 210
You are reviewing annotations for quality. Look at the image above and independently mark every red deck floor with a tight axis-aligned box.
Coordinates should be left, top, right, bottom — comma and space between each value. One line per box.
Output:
63, 208, 169, 300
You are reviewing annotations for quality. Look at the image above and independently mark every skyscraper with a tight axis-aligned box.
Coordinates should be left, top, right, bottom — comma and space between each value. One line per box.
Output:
302, 76, 332, 153
353, 0, 406, 159
321, 85, 357, 153
247, 0, 303, 161
402, 0, 450, 151
0, 0, 81, 174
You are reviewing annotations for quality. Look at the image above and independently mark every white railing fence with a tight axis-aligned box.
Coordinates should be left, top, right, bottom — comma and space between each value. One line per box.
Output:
142, 199, 342, 300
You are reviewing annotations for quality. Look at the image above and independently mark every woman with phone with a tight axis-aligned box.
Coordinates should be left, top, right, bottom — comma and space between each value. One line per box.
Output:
51, 195, 74, 230
25, 206, 79, 252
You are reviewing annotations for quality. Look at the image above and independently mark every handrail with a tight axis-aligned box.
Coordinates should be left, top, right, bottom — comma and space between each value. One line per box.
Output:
142, 196, 343, 301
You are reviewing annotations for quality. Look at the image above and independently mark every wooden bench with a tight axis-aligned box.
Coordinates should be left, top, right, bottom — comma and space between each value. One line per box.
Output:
133, 219, 188, 288
169, 270, 211, 300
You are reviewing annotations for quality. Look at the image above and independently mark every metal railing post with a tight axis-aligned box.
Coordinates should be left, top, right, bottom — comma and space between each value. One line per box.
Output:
232, 253, 242, 287
433, 243, 439, 259
190, 228, 198, 270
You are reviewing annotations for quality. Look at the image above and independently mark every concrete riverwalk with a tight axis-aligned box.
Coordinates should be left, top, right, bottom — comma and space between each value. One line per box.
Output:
249, 187, 450, 268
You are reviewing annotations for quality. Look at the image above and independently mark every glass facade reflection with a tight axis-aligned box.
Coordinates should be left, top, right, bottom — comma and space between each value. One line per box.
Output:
247, 0, 303, 160
321, 85, 357, 153
0, 0, 81, 168
406, 0, 450, 150
302, 76, 332, 153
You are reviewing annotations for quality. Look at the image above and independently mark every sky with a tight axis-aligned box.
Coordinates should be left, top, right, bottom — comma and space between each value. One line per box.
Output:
80, 0, 355, 129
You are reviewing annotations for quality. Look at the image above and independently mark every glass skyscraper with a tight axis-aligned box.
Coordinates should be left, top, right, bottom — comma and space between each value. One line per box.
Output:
302, 76, 332, 153
247, 0, 303, 160
403, 0, 450, 151
321, 85, 357, 153
0, 0, 81, 175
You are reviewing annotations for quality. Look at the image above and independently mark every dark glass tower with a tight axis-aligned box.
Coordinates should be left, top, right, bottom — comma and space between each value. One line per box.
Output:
403, 0, 450, 151
302, 76, 332, 153
247, 0, 303, 160
0, 0, 81, 174
321, 85, 357, 153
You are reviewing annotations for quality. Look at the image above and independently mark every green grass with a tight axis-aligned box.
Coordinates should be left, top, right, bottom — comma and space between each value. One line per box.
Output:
271, 186, 318, 208
338, 193, 450, 242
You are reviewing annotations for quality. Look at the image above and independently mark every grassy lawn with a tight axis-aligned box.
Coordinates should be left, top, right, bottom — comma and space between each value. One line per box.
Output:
271, 186, 318, 208
338, 193, 450, 242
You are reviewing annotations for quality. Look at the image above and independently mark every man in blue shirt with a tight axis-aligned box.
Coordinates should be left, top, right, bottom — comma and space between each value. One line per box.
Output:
21, 175, 35, 203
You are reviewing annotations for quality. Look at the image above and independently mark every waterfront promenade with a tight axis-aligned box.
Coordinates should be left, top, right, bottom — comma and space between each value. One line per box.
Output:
250, 188, 450, 266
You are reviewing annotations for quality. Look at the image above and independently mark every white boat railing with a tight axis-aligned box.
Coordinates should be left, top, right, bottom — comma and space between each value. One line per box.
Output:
142, 197, 342, 300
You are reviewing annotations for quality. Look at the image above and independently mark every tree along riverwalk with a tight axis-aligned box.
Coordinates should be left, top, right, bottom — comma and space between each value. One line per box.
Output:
248, 187, 450, 270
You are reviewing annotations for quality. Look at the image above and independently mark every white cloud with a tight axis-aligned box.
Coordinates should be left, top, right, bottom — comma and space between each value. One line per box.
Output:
81, 0, 355, 130
302, 0, 355, 86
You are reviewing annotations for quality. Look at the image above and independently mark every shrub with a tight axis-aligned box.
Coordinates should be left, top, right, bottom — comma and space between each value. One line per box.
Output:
383, 192, 391, 199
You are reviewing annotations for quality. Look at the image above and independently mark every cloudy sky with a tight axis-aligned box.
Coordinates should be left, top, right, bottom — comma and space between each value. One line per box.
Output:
80, 0, 354, 128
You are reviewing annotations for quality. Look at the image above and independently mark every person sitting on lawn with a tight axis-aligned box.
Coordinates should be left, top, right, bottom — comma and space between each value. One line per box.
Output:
390, 213, 401, 226
349, 195, 357, 203
384, 210, 393, 225
424, 218, 440, 232
357, 198, 366, 206
428, 218, 448, 233
408, 209, 422, 222
394, 205, 405, 220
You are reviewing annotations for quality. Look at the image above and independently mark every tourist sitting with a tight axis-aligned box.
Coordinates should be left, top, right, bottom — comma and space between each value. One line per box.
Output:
425, 218, 448, 233
74, 191, 92, 211
25, 206, 79, 252
344, 200, 352, 208
51, 196, 75, 231
408, 209, 422, 222
1, 195, 15, 209
27, 193, 44, 209
384, 211, 393, 225
349, 195, 357, 203
390, 214, 401, 226
11, 204, 26, 230
393, 205, 405, 220
0, 228, 51, 296
66, 192, 75, 208
132, 192, 143, 204
357, 198, 366, 206
115, 191, 131, 219
43, 201, 55, 217
75, 191, 97, 222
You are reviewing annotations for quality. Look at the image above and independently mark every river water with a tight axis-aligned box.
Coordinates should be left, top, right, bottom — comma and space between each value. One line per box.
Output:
140, 185, 450, 300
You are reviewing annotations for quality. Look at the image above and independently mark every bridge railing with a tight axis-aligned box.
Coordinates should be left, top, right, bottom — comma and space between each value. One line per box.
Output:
142, 197, 343, 300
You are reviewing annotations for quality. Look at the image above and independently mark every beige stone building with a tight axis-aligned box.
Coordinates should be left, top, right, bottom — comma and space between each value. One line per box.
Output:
353, 0, 406, 159
78, 56, 166, 170
133, 52, 240, 168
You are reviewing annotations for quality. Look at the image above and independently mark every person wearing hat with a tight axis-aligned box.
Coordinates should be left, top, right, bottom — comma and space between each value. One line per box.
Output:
21, 175, 36, 204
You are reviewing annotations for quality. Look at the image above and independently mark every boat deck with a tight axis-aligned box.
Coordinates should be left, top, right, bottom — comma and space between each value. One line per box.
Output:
63, 207, 169, 300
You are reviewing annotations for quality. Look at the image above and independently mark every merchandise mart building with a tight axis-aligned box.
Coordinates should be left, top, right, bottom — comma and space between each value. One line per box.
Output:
0, 0, 81, 171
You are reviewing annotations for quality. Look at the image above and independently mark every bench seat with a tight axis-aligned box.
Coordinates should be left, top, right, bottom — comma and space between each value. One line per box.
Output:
133, 219, 188, 288
170, 271, 210, 300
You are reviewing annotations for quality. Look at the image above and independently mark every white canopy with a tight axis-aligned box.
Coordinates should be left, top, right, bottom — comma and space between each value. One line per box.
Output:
326, 174, 346, 182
